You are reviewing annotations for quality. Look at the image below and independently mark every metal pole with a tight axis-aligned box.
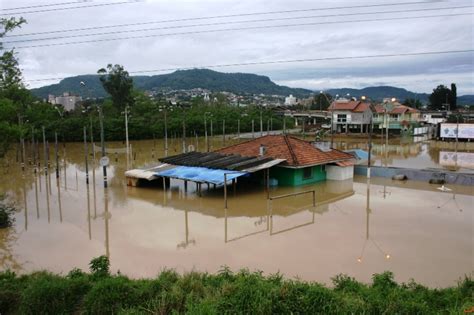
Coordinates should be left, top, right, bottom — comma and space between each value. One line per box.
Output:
125, 106, 130, 170
330, 107, 334, 148
164, 108, 168, 154
237, 118, 240, 139
367, 117, 373, 179
182, 117, 186, 153
222, 119, 225, 146
99, 106, 107, 188
210, 119, 213, 150
42, 126, 47, 175
252, 119, 255, 138
283, 116, 286, 135
55, 132, 59, 179
260, 108, 263, 136
19, 115, 25, 171
204, 115, 208, 152
224, 173, 228, 209
31, 126, 36, 172
84, 126, 89, 184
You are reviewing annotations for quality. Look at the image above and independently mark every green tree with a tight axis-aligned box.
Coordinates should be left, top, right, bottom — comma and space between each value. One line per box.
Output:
311, 93, 332, 110
0, 17, 28, 157
402, 98, 423, 109
429, 85, 454, 110
97, 64, 134, 111
450, 83, 457, 109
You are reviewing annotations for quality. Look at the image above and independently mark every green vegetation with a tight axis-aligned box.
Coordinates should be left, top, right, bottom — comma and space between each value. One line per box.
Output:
0, 195, 15, 228
429, 84, 458, 110
0, 256, 472, 314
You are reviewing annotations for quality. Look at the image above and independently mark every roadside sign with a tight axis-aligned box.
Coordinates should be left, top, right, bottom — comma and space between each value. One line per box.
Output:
99, 156, 110, 167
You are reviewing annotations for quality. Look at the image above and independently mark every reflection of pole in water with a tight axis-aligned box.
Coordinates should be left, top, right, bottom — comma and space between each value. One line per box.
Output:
104, 187, 110, 258
23, 179, 28, 231
57, 176, 63, 223
45, 171, 50, 223
86, 181, 92, 240
92, 161, 97, 218
34, 171, 39, 218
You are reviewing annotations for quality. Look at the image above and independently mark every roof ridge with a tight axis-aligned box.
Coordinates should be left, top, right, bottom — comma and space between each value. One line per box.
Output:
213, 134, 273, 152
284, 135, 299, 165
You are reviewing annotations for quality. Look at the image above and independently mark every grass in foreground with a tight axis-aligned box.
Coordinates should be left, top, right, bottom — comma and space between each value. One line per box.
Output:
0, 256, 472, 314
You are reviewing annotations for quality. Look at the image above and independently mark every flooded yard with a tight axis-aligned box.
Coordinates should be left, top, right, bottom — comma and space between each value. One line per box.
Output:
1, 138, 472, 288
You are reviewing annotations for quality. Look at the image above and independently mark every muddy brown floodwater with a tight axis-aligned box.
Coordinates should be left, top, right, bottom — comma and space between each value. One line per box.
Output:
0, 137, 473, 288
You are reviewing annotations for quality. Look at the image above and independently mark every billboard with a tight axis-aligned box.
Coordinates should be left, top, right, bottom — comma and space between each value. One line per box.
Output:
439, 151, 474, 169
440, 123, 474, 139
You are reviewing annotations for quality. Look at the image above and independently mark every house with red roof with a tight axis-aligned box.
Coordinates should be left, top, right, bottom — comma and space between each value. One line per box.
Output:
328, 98, 373, 134
217, 135, 355, 186
373, 101, 421, 134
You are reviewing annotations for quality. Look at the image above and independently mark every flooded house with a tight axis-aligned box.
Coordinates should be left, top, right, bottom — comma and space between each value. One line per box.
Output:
216, 135, 355, 185
373, 102, 421, 135
327, 98, 373, 134
125, 135, 355, 189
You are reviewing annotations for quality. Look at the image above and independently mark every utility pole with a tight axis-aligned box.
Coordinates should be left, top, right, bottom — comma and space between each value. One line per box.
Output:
84, 127, 89, 184
54, 132, 59, 179
124, 105, 130, 170
164, 106, 168, 155
99, 106, 107, 188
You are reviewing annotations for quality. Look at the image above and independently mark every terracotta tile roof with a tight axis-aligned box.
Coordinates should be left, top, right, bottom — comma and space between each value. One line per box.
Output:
216, 135, 354, 167
374, 104, 419, 114
328, 100, 360, 111
335, 160, 355, 167
328, 100, 371, 113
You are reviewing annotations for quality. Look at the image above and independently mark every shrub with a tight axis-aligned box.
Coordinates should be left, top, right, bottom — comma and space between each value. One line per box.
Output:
89, 255, 110, 278
0, 201, 15, 228
82, 276, 146, 314
19, 272, 91, 315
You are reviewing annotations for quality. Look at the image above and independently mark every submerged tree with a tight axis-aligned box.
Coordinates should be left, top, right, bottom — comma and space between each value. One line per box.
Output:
97, 64, 134, 111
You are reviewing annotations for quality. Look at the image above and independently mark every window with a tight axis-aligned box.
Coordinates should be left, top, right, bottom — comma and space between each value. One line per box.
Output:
337, 114, 347, 123
303, 167, 313, 180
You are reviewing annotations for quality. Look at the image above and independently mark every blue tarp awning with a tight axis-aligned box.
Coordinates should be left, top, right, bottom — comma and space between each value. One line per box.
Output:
345, 149, 369, 160
157, 166, 247, 185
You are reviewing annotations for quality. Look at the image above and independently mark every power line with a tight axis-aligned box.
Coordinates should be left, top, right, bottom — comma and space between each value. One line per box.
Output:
5, 6, 471, 44
24, 49, 474, 83
2, 1, 84, 11
8, 12, 471, 50
5, 0, 442, 37
0, 1, 139, 16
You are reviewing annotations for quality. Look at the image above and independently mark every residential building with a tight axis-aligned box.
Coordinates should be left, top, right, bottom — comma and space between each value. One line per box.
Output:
48, 92, 82, 111
284, 94, 297, 106
327, 98, 373, 133
217, 135, 355, 185
373, 102, 420, 134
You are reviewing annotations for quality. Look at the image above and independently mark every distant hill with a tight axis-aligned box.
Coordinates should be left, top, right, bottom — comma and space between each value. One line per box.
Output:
31, 70, 473, 105
30, 69, 312, 99
325, 86, 474, 106
325, 86, 431, 103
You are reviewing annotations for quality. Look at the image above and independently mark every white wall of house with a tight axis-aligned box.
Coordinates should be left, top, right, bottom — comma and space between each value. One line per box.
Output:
332, 111, 372, 125
326, 165, 354, 180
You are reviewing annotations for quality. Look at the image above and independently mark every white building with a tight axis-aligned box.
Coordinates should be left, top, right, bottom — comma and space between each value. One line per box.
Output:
284, 94, 297, 106
48, 92, 82, 111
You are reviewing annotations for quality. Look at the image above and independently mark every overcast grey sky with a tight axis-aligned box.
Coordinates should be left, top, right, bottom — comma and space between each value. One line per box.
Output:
2, 0, 473, 94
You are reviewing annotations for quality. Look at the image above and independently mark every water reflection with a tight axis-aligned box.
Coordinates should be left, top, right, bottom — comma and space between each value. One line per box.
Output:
357, 179, 391, 263
0, 139, 472, 287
